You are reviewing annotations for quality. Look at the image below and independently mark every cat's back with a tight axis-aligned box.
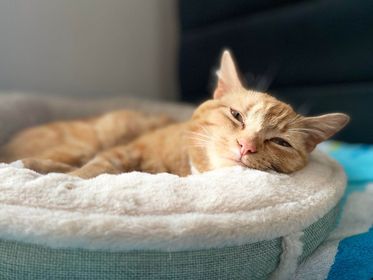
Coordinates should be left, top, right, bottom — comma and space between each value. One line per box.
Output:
0, 119, 99, 162
0, 109, 174, 163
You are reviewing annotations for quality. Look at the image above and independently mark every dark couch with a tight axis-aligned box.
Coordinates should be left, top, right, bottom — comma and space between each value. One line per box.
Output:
179, 0, 373, 143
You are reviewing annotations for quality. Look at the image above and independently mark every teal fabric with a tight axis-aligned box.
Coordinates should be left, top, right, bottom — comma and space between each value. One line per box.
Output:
319, 141, 373, 182
0, 239, 282, 280
0, 205, 339, 280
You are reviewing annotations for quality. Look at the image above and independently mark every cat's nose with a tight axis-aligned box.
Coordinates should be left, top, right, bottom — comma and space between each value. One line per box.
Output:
237, 138, 257, 155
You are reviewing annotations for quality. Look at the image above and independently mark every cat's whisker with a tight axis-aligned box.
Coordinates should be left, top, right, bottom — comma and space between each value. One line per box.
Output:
186, 131, 212, 140
186, 141, 208, 149
186, 139, 211, 148
188, 129, 210, 136
185, 134, 213, 143
185, 135, 211, 142
197, 125, 211, 135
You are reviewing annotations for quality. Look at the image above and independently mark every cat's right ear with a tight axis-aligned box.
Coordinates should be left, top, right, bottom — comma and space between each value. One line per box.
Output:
298, 113, 350, 152
214, 50, 244, 99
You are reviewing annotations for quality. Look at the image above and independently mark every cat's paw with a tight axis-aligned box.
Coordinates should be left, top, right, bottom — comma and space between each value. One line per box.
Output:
68, 167, 108, 179
22, 158, 76, 174
68, 169, 90, 179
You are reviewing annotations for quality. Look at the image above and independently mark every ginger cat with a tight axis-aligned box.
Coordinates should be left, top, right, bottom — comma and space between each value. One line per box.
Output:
1, 51, 349, 178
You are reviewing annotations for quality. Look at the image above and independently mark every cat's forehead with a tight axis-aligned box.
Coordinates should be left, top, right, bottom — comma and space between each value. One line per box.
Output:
223, 90, 296, 128
224, 90, 287, 111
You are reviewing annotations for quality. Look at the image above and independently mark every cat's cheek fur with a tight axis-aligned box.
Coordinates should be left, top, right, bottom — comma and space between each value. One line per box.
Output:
271, 149, 308, 174
207, 148, 231, 170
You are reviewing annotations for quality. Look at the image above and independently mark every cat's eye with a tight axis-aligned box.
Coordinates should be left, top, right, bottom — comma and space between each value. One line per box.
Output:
270, 137, 292, 148
230, 108, 244, 124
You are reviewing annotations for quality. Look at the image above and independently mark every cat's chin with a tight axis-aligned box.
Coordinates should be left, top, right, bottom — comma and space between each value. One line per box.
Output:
235, 160, 252, 169
224, 157, 247, 168
226, 157, 264, 171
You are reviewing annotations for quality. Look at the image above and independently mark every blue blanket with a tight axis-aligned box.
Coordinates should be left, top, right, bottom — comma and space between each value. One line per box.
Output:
294, 141, 373, 280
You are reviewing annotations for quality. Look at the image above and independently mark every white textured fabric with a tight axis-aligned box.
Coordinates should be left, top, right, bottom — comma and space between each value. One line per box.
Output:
270, 232, 304, 280
0, 151, 346, 251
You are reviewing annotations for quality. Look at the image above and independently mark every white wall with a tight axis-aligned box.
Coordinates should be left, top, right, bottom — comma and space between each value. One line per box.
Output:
0, 0, 179, 100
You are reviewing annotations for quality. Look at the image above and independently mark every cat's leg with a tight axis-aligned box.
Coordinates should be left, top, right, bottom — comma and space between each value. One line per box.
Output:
19, 144, 95, 174
21, 158, 76, 173
36, 144, 96, 166
68, 144, 142, 179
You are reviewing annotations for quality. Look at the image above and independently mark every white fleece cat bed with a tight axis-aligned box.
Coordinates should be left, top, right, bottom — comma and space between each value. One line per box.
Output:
0, 93, 347, 280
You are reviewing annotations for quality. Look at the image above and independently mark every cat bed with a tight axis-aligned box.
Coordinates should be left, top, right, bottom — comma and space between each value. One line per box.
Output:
0, 93, 347, 280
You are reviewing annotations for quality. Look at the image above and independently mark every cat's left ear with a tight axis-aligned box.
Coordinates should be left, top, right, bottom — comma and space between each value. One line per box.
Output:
214, 50, 244, 99
298, 113, 350, 152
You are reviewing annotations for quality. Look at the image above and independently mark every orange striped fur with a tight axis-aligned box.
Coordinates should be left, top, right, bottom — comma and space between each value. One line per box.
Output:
0, 51, 349, 178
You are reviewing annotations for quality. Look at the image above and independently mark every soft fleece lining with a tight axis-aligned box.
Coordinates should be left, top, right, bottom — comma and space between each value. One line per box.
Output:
0, 150, 345, 252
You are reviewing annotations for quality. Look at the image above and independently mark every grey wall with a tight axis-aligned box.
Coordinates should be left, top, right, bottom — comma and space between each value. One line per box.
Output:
0, 0, 179, 100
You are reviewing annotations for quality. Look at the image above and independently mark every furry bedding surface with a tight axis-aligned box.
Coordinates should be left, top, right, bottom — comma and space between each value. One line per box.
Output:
0, 151, 345, 252
0, 93, 347, 279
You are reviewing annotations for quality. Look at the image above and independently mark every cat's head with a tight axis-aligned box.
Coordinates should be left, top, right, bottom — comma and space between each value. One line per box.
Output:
187, 50, 350, 173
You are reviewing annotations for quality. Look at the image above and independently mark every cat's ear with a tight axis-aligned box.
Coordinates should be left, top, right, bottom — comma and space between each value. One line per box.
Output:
214, 50, 244, 99
298, 113, 350, 152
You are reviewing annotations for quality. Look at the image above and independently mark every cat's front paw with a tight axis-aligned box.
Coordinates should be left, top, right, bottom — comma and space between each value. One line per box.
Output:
68, 169, 95, 179
22, 158, 76, 174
